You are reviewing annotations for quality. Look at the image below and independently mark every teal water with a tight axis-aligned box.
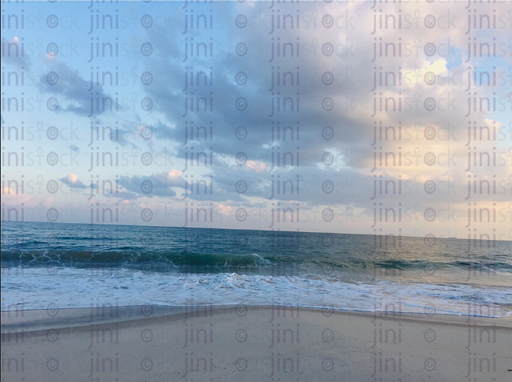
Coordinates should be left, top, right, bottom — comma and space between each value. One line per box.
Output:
2, 221, 511, 316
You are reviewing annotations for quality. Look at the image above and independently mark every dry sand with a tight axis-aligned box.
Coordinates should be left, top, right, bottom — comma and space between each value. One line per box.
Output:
2, 304, 511, 382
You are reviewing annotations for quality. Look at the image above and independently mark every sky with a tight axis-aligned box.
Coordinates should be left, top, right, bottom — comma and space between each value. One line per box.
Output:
1, 0, 512, 240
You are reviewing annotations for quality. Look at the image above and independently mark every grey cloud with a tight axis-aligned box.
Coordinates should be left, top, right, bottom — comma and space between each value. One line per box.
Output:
133, 0, 500, 178
115, 171, 248, 203
118, 173, 179, 198
38, 60, 113, 116
208, 162, 372, 207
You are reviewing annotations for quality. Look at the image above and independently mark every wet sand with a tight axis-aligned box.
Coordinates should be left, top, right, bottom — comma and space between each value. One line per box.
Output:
2, 304, 511, 382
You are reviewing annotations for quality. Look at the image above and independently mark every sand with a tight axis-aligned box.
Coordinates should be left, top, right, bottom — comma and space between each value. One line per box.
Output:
2, 304, 511, 382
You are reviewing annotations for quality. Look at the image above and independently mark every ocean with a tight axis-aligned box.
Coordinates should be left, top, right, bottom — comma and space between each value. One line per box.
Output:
2, 221, 511, 317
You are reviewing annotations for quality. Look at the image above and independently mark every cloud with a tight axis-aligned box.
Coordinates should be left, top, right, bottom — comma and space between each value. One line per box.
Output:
166, 169, 183, 180
246, 160, 267, 173
59, 174, 87, 189
149, 122, 177, 140
133, 0, 510, 180
114, 170, 249, 203
69, 144, 80, 153
215, 204, 232, 217
38, 60, 113, 116
1, 187, 31, 206
112, 191, 139, 201
1, 37, 32, 69
117, 171, 181, 198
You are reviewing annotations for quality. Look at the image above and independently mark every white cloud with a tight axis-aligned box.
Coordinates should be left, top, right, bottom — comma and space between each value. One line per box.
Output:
246, 160, 267, 173
215, 204, 232, 217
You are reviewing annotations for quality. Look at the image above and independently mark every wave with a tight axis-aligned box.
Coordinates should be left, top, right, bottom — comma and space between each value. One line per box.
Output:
2, 248, 512, 279
0, 249, 272, 269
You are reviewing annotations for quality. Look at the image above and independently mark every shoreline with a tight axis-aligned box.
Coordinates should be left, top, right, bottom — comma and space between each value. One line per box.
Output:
0, 302, 512, 327
2, 304, 511, 381
1, 303, 512, 330
2, 303, 512, 331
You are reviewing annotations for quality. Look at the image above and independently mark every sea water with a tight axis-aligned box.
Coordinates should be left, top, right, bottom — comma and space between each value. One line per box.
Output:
2, 221, 511, 317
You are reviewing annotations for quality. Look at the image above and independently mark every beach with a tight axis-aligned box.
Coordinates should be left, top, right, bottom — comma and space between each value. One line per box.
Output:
2, 304, 511, 382
2, 223, 512, 381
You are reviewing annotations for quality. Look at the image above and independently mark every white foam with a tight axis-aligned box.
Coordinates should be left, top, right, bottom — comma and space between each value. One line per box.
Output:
1, 267, 510, 317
